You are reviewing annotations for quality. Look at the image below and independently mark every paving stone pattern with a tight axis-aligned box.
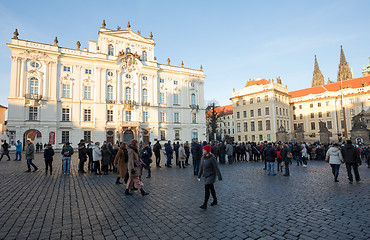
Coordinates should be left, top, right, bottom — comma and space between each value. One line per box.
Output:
0, 153, 369, 239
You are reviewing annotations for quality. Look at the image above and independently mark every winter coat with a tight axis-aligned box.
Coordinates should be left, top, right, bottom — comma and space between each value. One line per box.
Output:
44, 148, 54, 162
341, 144, 361, 164
78, 143, 87, 161
141, 146, 153, 165
26, 143, 35, 160
282, 147, 291, 164
301, 147, 308, 158
178, 146, 186, 162
15, 142, 22, 152
226, 144, 233, 156
61, 145, 74, 157
92, 145, 102, 162
127, 146, 142, 177
264, 146, 277, 162
191, 143, 202, 161
198, 154, 222, 185
153, 142, 161, 155
114, 148, 128, 178
101, 149, 112, 166
326, 147, 343, 165
165, 144, 173, 157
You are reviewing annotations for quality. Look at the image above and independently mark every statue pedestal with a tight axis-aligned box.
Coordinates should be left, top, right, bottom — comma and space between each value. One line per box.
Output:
319, 131, 331, 144
276, 125, 288, 142
350, 129, 370, 145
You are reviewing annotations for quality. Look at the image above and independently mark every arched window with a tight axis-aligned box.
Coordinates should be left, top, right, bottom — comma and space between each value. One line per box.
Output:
125, 48, 131, 53
125, 87, 131, 101
142, 51, 147, 61
107, 85, 113, 100
29, 77, 39, 95
142, 88, 148, 102
191, 93, 196, 105
108, 44, 114, 56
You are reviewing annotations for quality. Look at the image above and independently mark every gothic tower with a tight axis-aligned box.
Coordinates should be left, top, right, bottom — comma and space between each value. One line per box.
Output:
312, 55, 324, 87
337, 45, 353, 82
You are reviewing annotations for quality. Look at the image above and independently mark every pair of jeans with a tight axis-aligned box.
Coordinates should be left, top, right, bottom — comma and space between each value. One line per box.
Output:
219, 153, 225, 164
27, 158, 37, 171
194, 159, 200, 175
166, 154, 172, 166
284, 162, 290, 176
295, 155, 302, 165
330, 164, 340, 180
62, 157, 71, 174
227, 155, 233, 164
15, 151, 22, 161
345, 163, 360, 182
267, 162, 275, 175
203, 184, 216, 205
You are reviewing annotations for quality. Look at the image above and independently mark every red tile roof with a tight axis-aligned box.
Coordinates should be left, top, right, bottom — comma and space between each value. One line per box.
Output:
289, 76, 370, 99
206, 104, 233, 118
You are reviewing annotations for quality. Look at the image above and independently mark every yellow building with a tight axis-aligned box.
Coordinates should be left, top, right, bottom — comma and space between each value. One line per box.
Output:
231, 78, 291, 142
0, 105, 7, 134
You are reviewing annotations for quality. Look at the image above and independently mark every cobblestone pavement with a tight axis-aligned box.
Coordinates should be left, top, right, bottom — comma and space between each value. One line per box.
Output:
0, 153, 369, 240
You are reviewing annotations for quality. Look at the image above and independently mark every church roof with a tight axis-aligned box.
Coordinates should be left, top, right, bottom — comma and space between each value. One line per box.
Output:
289, 76, 370, 99
206, 104, 233, 118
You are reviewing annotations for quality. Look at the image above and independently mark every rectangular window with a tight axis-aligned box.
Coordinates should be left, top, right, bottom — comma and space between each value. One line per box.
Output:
237, 123, 241, 132
85, 69, 92, 74
84, 109, 91, 121
318, 112, 322, 118
125, 111, 131, 121
250, 110, 254, 117
327, 112, 331, 117
175, 130, 180, 140
341, 120, 344, 129
258, 120, 263, 131
340, 110, 343, 116
293, 115, 296, 120
310, 103, 313, 108
311, 113, 314, 118
173, 94, 179, 105
326, 101, 330, 106
257, 108, 262, 116
174, 112, 179, 123
107, 110, 113, 122
62, 131, 69, 143
244, 122, 248, 132
251, 121, 255, 131
327, 121, 332, 129
257, 97, 260, 103
266, 120, 271, 130
244, 135, 248, 141
236, 101, 239, 106
265, 107, 269, 115
62, 108, 70, 121
279, 108, 282, 115
243, 111, 247, 118
159, 78, 165, 83
250, 98, 253, 104
160, 130, 166, 140
160, 112, 165, 122
238, 136, 241, 141
293, 106, 296, 110
267, 134, 271, 141
318, 102, 321, 107
174, 80, 178, 85
265, 95, 268, 101
236, 112, 240, 119
159, 92, 165, 104
252, 135, 255, 141
299, 105, 302, 109
311, 122, 315, 130
300, 114, 303, 119
259, 135, 263, 141
84, 131, 91, 142
350, 109, 355, 115
62, 84, 71, 98
243, 100, 246, 105
294, 123, 297, 130
63, 66, 71, 72
84, 86, 92, 99
143, 111, 148, 122
192, 113, 197, 123
29, 107, 38, 120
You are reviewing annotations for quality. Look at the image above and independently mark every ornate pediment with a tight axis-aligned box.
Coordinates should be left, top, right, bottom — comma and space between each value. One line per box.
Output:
26, 69, 44, 77
117, 52, 142, 73
83, 77, 95, 86
18, 49, 52, 61
108, 30, 154, 44
60, 76, 74, 85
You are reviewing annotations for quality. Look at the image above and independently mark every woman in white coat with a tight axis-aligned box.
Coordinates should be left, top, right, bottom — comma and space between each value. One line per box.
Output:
326, 143, 344, 182
301, 144, 308, 167
92, 142, 102, 175
178, 143, 187, 168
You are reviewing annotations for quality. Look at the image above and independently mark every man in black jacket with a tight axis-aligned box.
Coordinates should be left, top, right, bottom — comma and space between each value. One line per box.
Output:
341, 140, 361, 184
264, 143, 277, 175
153, 141, 161, 168
78, 139, 87, 173
0, 140, 10, 161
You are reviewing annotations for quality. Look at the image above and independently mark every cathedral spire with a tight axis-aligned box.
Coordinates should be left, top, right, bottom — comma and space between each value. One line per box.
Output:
312, 55, 324, 87
337, 45, 353, 82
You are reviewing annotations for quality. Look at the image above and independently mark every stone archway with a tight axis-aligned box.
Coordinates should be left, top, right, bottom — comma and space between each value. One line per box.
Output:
123, 130, 134, 144
23, 129, 42, 150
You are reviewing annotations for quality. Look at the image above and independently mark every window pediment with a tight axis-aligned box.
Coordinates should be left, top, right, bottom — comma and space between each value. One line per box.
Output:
60, 76, 74, 85
83, 78, 95, 86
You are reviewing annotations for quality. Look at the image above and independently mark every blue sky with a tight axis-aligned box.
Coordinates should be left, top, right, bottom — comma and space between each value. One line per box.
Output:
0, 0, 369, 108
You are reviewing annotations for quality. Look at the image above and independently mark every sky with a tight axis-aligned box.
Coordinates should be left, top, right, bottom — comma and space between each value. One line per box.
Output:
0, 0, 369, 108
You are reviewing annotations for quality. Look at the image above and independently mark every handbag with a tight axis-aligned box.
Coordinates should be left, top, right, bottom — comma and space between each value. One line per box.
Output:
287, 152, 293, 159
180, 154, 185, 159
134, 160, 143, 167
325, 156, 330, 162
281, 161, 286, 168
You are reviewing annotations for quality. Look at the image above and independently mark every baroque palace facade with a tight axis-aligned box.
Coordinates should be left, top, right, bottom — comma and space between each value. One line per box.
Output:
6, 21, 206, 148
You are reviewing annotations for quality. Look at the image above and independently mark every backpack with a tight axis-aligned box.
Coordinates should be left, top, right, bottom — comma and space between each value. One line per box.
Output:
276, 150, 282, 159
63, 150, 70, 157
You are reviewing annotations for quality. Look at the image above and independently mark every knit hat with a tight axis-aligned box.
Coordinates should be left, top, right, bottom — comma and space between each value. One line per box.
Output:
203, 145, 211, 153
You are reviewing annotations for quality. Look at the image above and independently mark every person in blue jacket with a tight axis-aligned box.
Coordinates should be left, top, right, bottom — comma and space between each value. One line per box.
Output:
14, 140, 22, 161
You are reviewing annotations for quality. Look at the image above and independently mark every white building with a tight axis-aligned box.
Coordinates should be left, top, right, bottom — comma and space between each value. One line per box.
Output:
6, 21, 206, 149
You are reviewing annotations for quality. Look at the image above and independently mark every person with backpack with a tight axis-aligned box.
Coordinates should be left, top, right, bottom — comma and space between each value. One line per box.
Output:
264, 143, 277, 175
61, 142, 74, 175
44, 144, 54, 175
276, 145, 283, 172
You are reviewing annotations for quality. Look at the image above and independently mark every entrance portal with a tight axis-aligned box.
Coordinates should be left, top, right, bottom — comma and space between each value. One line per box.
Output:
123, 130, 134, 143
23, 129, 42, 150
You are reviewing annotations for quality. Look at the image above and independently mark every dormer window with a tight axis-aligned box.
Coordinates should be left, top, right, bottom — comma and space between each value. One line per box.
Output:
108, 44, 114, 56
